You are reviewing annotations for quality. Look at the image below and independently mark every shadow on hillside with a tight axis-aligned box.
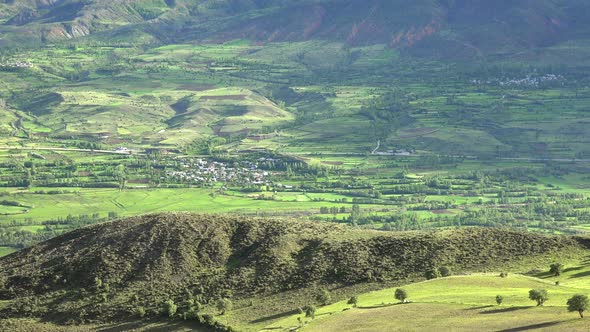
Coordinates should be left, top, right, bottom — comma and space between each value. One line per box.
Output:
250, 309, 299, 324
259, 328, 285, 331
464, 305, 494, 311
497, 321, 562, 331
535, 263, 590, 279
562, 266, 585, 273
480, 306, 530, 315
95, 320, 211, 332
533, 271, 553, 279
570, 270, 590, 278
357, 303, 402, 309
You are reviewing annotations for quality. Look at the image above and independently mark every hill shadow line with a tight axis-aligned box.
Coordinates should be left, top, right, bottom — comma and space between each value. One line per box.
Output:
480, 306, 530, 314
249, 309, 299, 324
464, 305, 494, 311
358, 303, 403, 309
570, 270, 590, 278
562, 266, 585, 273
496, 321, 562, 331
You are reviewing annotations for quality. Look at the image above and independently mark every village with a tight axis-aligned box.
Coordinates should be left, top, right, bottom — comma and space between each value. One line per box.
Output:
165, 157, 272, 186
471, 73, 566, 88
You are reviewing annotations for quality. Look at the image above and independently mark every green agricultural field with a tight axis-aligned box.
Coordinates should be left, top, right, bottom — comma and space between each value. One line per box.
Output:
2, 188, 328, 221
0, 204, 28, 215
3, 147, 590, 257
3, 37, 590, 158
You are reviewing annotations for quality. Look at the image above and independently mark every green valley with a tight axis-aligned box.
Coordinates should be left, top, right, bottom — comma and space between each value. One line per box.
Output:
2, 0, 590, 331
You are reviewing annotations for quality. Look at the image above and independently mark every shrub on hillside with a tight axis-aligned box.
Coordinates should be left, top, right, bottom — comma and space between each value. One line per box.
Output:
315, 288, 331, 306
347, 295, 358, 307
550, 263, 563, 276
134, 306, 146, 318
304, 305, 316, 319
438, 266, 452, 277
162, 300, 177, 318
529, 289, 549, 306
425, 268, 441, 280
216, 298, 233, 315
395, 288, 408, 303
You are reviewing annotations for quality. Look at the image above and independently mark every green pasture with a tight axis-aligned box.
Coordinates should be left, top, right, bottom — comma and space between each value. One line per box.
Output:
305, 303, 590, 332
0, 205, 28, 215
533, 260, 590, 290
265, 271, 590, 331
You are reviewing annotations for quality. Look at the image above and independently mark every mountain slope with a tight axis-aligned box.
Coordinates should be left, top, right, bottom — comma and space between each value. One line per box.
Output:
2, 0, 590, 58
0, 0, 180, 44
0, 213, 587, 329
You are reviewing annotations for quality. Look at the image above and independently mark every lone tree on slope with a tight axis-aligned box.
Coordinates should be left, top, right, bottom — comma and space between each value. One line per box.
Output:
529, 289, 549, 306
567, 294, 590, 318
304, 305, 316, 319
395, 288, 408, 303
496, 295, 503, 305
215, 298, 233, 315
550, 263, 563, 276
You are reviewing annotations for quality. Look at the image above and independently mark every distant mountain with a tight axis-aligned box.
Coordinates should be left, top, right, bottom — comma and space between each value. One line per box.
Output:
1, 0, 590, 58
0, 0, 176, 41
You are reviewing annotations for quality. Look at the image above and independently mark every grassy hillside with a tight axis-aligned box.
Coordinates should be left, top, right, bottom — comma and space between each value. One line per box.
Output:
271, 272, 590, 331
0, 318, 211, 332
0, 213, 588, 330
305, 303, 590, 331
